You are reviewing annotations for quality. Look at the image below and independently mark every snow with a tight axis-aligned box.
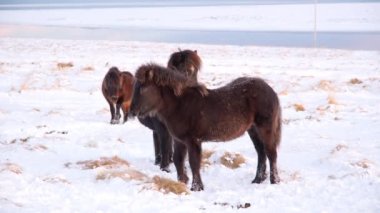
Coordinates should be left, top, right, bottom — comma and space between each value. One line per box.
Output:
1, 2, 380, 212
0, 2, 380, 32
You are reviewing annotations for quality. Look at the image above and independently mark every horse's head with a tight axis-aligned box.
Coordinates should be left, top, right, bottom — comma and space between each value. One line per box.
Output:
167, 49, 202, 82
103, 67, 122, 102
130, 63, 207, 117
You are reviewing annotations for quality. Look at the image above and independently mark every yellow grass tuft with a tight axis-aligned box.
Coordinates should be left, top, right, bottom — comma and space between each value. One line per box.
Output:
151, 175, 189, 195
25, 144, 48, 151
351, 159, 371, 169
294, 103, 305, 112
96, 168, 148, 182
316, 80, 335, 91
1, 163, 23, 174
77, 156, 130, 170
57, 62, 74, 70
220, 152, 246, 169
349, 78, 363, 84
81, 66, 94, 72
327, 94, 338, 105
201, 149, 215, 168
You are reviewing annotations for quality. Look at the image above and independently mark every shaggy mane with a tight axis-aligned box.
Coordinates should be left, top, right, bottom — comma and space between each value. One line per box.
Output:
135, 63, 207, 96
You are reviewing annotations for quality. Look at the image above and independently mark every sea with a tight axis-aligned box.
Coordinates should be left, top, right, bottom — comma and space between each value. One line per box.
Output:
1, 0, 379, 50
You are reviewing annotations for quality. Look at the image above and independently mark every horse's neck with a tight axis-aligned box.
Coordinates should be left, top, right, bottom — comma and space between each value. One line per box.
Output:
157, 88, 200, 137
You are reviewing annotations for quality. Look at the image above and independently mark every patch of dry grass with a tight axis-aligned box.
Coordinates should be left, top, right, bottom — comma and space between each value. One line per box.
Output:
220, 152, 246, 169
81, 66, 94, 71
294, 103, 305, 112
201, 149, 215, 168
96, 168, 148, 182
349, 78, 363, 84
316, 80, 335, 91
77, 156, 130, 170
0, 163, 23, 174
327, 94, 338, 105
43, 176, 70, 184
150, 175, 189, 195
330, 144, 349, 155
351, 159, 371, 169
57, 62, 73, 70
25, 144, 48, 151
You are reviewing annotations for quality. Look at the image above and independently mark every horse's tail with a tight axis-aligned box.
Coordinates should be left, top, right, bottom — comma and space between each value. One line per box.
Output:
273, 101, 282, 148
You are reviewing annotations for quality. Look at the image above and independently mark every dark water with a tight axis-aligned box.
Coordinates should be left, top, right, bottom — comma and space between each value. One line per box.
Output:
2, 25, 380, 50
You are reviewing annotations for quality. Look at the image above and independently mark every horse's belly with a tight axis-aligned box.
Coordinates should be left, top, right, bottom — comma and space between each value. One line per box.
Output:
201, 117, 252, 142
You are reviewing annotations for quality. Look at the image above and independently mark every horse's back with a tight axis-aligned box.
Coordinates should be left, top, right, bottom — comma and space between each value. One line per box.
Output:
205, 77, 279, 127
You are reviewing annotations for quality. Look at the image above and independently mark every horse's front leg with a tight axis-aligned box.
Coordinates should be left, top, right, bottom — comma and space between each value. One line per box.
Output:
173, 141, 189, 184
107, 99, 118, 124
187, 140, 203, 191
153, 131, 161, 165
114, 100, 122, 123
157, 124, 172, 172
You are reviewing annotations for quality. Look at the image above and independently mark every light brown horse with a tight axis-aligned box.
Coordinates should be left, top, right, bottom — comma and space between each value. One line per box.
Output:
130, 64, 282, 191
102, 67, 134, 124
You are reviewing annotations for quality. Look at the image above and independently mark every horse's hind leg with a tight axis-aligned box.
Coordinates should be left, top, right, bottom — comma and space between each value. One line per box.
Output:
257, 126, 280, 184
248, 126, 268, 183
173, 141, 189, 184
121, 102, 130, 123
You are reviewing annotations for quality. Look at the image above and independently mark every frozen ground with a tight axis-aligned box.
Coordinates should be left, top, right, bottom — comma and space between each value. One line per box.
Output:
0, 38, 379, 212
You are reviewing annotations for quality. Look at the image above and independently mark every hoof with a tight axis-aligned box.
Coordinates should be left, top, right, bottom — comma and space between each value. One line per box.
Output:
154, 157, 161, 166
251, 173, 268, 184
270, 176, 280, 184
190, 182, 204, 191
110, 119, 120, 124
160, 166, 171, 173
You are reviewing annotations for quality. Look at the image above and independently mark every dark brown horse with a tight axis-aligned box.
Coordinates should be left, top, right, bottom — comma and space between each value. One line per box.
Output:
102, 67, 134, 124
130, 64, 282, 191
138, 49, 201, 172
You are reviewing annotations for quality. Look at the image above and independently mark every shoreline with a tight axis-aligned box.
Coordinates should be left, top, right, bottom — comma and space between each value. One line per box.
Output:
1, 24, 380, 51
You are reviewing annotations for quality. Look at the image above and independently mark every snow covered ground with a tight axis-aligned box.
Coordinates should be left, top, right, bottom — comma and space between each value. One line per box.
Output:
0, 1, 380, 212
0, 2, 380, 32
0, 37, 379, 212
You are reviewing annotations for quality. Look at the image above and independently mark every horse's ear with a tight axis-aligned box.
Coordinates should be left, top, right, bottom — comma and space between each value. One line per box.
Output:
194, 50, 198, 54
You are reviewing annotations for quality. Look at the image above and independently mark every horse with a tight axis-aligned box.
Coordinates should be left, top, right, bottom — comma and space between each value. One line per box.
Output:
167, 49, 202, 81
102, 67, 134, 124
130, 63, 282, 191
137, 49, 202, 172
